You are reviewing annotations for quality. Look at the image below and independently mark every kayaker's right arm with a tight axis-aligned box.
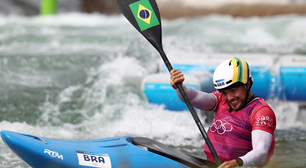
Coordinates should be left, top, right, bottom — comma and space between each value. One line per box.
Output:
170, 69, 216, 111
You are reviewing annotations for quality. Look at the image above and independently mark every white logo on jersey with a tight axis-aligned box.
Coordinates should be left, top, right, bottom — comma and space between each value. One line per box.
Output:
210, 119, 233, 134
255, 116, 274, 128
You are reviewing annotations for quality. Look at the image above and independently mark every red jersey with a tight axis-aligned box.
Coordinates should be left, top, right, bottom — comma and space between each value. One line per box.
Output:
204, 90, 276, 165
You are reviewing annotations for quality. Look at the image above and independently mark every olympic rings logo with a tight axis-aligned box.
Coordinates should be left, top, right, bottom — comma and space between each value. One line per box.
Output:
209, 119, 233, 134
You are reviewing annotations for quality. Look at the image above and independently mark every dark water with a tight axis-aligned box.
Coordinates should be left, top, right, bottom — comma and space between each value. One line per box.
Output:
0, 13, 306, 167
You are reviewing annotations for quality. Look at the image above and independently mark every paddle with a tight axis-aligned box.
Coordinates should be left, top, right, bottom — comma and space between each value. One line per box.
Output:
115, 0, 222, 166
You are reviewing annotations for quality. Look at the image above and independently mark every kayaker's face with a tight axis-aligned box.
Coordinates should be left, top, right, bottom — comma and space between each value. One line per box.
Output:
220, 85, 248, 111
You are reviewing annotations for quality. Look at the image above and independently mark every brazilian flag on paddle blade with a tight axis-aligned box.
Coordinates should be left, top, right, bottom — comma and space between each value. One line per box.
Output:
129, 0, 160, 31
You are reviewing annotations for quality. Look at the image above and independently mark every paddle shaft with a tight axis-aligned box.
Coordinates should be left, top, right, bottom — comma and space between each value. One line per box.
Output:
159, 49, 222, 166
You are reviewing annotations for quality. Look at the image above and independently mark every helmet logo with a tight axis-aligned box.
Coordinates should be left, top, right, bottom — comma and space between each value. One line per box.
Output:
215, 79, 225, 87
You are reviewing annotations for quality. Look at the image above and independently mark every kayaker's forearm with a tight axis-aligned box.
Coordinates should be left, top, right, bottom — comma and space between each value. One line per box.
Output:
240, 130, 272, 166
175, 84, 216, 111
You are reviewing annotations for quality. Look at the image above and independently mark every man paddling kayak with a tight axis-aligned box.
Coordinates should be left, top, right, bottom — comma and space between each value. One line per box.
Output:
170, 57, 276, 168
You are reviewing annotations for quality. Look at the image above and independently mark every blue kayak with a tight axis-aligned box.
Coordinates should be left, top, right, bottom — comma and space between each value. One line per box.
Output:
1, 130, 216, 168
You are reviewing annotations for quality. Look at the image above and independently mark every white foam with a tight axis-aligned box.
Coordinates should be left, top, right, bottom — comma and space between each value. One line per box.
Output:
0, 13, 126, 27
285, 19, 306, 43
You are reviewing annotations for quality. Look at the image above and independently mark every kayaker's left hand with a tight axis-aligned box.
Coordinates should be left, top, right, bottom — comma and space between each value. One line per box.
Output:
170, 69, 185, 89
217, 159, 239, 168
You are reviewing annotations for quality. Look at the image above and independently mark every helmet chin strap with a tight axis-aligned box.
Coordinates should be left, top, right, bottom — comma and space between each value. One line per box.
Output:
240, 79, 255, 110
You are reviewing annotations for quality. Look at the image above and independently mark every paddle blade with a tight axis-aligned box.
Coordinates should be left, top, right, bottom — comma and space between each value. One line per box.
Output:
115, 0, 163, 51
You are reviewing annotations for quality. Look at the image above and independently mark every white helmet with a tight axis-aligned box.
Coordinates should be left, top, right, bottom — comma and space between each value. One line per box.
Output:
213, 57, 252, 90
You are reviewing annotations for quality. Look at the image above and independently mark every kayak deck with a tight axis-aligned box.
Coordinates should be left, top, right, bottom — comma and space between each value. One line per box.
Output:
1, 130, 217, 168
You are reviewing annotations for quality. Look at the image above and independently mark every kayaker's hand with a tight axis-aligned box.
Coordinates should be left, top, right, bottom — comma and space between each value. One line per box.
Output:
217, 159, 239, 168
170, 69, 185, 89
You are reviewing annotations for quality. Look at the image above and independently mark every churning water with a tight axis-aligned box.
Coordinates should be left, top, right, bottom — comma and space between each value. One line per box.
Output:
0, 13, 306, 167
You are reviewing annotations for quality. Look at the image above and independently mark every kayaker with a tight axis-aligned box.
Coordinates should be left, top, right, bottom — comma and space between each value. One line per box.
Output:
170, 57, 276, 168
